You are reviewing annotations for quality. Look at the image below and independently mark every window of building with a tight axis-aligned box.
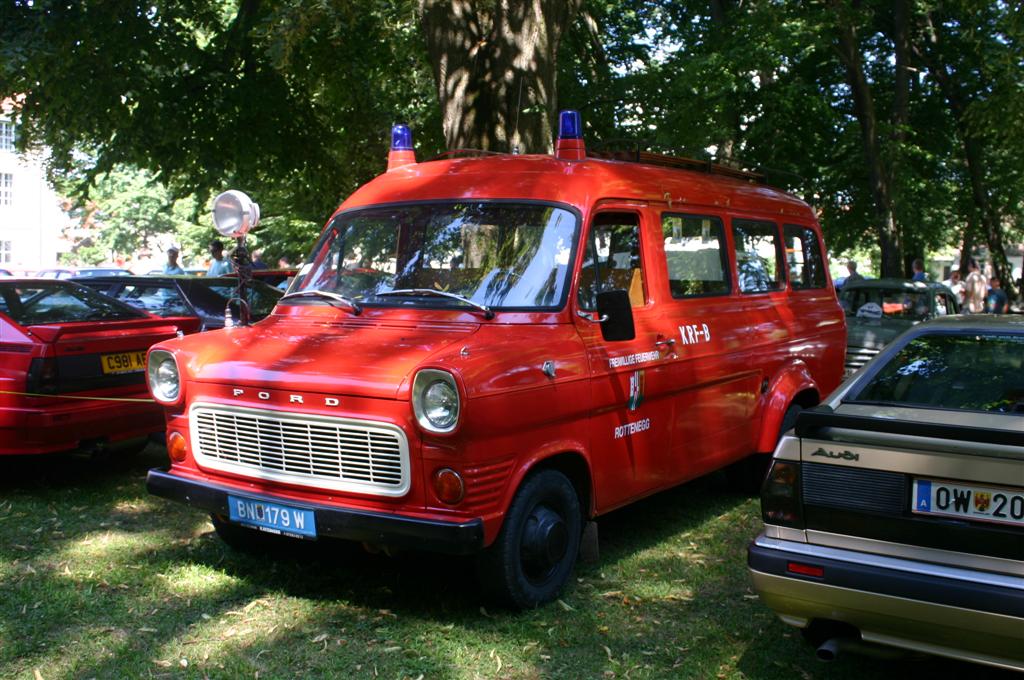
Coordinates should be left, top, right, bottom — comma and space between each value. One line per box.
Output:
783, 224, 826, 289
0, 240, 11, 264
732, 219, 784, 293
0, 121, 14, 152
661, 213, 730, 297
0, 173, 11, 206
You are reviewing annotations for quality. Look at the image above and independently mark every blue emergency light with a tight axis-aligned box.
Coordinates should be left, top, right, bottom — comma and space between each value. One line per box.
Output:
391, 124, 413, 150
558, 110, 582, 140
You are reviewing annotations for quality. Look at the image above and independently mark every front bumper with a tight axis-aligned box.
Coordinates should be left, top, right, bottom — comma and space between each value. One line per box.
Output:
748, 533, 1024, 672
147, 468, 485, 555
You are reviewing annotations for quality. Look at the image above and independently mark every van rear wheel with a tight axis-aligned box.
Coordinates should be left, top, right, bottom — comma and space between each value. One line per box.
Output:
477, 469, 582, 610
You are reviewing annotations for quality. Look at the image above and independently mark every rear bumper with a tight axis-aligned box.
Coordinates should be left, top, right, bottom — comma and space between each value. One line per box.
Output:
0, 397, 163, 455
146, 468, 485, 555
748, 533, 1024, 671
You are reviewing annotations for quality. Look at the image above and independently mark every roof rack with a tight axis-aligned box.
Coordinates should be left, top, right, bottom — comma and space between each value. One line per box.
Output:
587, 147, 767, 184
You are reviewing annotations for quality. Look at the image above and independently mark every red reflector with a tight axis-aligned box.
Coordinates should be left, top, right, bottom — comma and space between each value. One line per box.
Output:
787, 562, 824, 578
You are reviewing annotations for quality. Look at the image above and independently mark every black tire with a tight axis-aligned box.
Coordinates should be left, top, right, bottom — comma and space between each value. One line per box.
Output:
210, 513, 300, 555
476, 469, 582, 610
728, 404, 803, 494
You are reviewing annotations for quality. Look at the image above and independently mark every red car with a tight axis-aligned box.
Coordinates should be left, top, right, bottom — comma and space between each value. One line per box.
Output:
0, 279, 187, 455
146, 111, 845, 608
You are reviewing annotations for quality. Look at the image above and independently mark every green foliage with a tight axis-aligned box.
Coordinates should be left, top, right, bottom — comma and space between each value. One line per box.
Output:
1, 1, 1021, 269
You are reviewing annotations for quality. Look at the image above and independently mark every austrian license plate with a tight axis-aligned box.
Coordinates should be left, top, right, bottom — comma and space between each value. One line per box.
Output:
912, 478, 1024, 527
227, 495, 317, 538
100, 350, 147, 374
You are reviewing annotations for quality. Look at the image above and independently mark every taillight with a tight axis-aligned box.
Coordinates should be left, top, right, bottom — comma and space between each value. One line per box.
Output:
26, 357, 59, 395
761, 460, 804, 528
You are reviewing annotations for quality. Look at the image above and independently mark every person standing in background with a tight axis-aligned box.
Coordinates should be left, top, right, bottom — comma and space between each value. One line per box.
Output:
162, 247, 185, 275
911, 258, 927, 282
846, 260, 864, 284
206, 240, 233, 276
964, 259, 987, 313
985, 276, 1009, 314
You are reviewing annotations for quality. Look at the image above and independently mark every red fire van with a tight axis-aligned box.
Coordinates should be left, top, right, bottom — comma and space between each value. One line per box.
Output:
146, 112, 845, 608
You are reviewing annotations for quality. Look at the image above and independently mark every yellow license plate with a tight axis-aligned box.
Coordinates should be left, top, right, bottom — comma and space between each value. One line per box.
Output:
101, 351, 147, 374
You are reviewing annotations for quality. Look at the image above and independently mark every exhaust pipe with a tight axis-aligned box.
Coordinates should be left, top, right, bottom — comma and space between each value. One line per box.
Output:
816, 637, 905, 662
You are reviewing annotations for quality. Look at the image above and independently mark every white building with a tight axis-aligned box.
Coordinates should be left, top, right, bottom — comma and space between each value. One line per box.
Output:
0, 107, 65, 272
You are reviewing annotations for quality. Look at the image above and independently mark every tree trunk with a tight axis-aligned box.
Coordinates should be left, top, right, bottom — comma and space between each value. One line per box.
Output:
832, 3, 903, 277
419, 0, 584, 153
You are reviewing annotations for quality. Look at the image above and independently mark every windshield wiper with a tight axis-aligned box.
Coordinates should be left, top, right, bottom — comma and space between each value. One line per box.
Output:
280, 290, 362, 315
375, 288, 494, 319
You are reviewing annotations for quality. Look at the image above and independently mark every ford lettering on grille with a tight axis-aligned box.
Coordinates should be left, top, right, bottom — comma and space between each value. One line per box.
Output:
188, 403, 410, 496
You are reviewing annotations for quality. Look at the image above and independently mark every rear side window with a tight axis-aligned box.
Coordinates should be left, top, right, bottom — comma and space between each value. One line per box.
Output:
661, 214, 729, 298
116, 284, 192, 317
851, 333, 1024, 413
783, 224, 826, 289
732, 219, 783, 293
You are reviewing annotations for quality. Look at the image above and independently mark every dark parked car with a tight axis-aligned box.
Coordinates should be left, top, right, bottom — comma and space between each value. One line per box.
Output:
34, 267, 134, 279
0, 279, 184, 455
75, 276, 283, 331
839, 279, 960, 376
749, 315, 1024, 671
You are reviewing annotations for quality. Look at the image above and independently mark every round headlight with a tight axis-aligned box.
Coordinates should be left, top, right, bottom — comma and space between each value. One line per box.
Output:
212, 190, 260, 238
148, 350, 181, 403
412, 369, 461, 433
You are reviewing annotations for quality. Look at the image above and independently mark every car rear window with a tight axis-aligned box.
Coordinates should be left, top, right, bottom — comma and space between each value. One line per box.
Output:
0, 281, 146, 324
115, 284, 193, 317
850, 332, 1024, 413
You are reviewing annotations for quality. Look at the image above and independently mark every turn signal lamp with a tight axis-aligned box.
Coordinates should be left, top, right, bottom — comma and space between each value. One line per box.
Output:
387, 123, 417, 171
433, 468, 465, 505
761, 460, 804, 528
167, 431, 188, 463
555, 109, 586, 161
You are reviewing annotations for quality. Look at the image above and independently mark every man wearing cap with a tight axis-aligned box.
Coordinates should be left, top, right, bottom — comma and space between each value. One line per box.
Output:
163, 247, 185, 275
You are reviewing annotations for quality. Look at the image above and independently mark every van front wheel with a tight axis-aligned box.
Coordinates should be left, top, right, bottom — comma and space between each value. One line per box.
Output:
477, 469, 582, 610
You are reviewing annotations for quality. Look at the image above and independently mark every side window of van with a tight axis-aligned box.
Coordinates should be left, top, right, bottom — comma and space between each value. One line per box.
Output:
732, 219, 784, 293
661, 214, 729, 297
783, 224, 827, 289
577, 213, 645, 310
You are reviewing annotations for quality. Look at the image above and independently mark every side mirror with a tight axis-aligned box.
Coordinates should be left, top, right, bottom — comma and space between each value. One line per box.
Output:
596, 289, 635, 341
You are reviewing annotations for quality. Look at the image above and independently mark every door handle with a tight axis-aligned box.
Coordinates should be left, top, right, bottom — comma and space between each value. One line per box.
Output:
654, 338, 676, 350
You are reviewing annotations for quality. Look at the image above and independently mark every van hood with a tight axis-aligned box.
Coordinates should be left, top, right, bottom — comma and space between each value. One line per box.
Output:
172, 318, 480, 400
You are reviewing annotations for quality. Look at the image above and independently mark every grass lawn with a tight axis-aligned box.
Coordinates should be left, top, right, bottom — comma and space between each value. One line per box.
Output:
0, 444, 1011, 679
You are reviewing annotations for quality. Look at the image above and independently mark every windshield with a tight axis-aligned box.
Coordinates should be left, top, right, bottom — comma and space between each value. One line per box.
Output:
840, 287, 931, 321
0, 281, 147, 324
292, 202, 578, 312
202, 280, 282, 319
850, 332, 1024, 413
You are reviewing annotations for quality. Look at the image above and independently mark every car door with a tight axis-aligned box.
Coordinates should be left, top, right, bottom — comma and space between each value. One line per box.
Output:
574, 206, 677, 507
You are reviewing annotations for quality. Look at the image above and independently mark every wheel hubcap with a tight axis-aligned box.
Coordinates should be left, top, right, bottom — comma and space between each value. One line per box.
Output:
521, 504, 568, 582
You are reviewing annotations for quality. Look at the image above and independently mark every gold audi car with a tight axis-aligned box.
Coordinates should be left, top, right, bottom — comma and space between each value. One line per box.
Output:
749, 315, 1024, 671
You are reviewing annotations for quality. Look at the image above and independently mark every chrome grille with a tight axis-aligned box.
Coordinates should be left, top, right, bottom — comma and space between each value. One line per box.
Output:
845, 345, 879, 373
189, 403, 409, 496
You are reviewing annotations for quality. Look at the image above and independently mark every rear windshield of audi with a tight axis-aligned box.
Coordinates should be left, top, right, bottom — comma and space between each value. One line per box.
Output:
0, 281, 146, 325
850, 332, 1024, 413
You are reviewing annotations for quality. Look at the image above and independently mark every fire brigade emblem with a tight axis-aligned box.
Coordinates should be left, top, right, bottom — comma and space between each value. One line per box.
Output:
628, 370, 645, 411
974, 491, 991, 513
